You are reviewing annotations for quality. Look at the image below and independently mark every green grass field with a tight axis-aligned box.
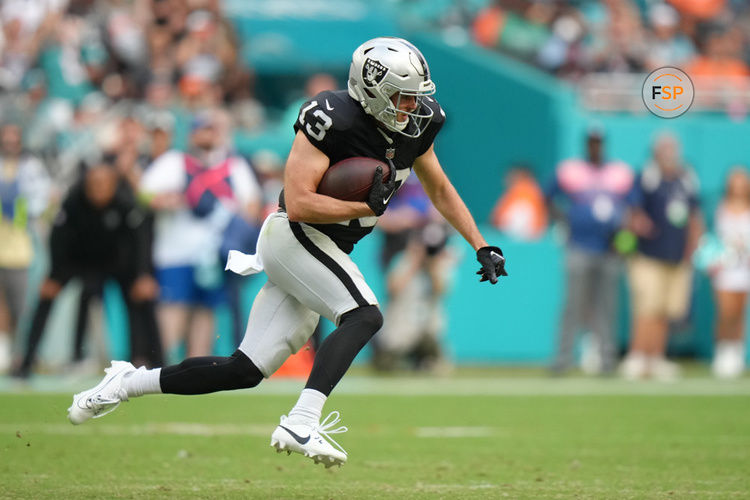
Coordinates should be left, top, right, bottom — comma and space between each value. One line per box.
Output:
1, 373, 750, 499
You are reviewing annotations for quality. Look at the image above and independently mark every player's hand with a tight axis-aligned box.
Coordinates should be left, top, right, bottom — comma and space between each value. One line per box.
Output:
476, 246, 508, 284
366, 163, 397, 216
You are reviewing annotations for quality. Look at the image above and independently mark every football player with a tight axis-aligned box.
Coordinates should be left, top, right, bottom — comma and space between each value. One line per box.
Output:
67, 37, 507, 468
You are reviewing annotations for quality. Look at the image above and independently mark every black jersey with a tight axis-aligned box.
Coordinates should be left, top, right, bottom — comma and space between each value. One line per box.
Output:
280, 89, 445, 253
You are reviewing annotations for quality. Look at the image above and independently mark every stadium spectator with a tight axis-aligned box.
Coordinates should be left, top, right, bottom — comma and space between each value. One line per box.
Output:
472, 0, 552, 63
491, 165, 547, 241
536, 6, 588, 79
104, 115, 162, 368
707, 166, 750, 378
643, 3, 697, 70
621, 132, 703, 381
0, 0, 60, 91
142, 111, 175, 164
0, 122, 52, 373
15, 158, 160, 378
175, 8, 248, 105
686, 24, 750, 111
465, 0, 750, 108
374, 176, 455, 372
588, 0, 648, 73
547, 127, 635, 376
667, 0, 728, 20
140, 110, 261, 361
38, 14, 103, 107
252, 150, 285, 220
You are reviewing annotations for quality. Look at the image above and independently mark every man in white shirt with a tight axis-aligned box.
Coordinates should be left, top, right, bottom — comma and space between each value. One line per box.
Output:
140, 109, 261, 362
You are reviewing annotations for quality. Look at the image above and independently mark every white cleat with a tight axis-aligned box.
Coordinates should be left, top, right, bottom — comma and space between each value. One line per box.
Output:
270, 411, 348, 468
67, 361, 135, 425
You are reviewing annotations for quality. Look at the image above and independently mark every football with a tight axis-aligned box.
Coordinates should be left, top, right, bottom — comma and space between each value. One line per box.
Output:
317, 157, 390, 202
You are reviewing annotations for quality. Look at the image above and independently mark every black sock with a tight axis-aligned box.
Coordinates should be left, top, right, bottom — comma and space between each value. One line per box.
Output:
159, 349, 263, 395
305, 305, 383, 396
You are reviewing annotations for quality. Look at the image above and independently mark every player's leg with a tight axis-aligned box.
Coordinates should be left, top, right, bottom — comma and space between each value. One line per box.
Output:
259, 215, 381, 466
297, 302, 382, 393
67, 278, 317, 424
67, 348, 263, 424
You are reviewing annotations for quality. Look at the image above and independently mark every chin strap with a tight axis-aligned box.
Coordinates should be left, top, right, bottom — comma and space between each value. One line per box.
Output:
392, 115, 409, 131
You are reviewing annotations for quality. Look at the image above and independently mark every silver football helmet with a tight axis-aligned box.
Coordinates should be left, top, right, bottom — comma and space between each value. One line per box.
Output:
348, 37, 436, 138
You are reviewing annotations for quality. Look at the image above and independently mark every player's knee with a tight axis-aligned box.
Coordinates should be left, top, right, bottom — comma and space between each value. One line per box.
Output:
341, 305, 383, 335
228, 350, 263, 389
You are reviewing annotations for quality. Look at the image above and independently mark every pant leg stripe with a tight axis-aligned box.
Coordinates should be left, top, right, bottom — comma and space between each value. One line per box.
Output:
288, 221, 368, 308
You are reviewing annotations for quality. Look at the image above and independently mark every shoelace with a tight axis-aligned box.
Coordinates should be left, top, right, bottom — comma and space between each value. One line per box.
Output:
86, 389, 129, 417
315, 411, 348, 455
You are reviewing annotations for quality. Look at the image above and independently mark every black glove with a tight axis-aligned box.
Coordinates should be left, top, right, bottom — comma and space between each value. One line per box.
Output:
366, 163, 397, 216
476, 246, 508, 284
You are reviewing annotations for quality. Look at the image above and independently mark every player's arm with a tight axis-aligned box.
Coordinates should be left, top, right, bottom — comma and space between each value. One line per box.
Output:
414, 145, 507, 283
284, 131, 374, 223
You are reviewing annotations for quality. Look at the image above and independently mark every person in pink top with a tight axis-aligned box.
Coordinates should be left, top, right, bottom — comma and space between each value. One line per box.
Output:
546, 127, 636, 375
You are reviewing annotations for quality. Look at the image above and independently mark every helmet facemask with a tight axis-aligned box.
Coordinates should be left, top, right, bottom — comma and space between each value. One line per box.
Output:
380, 82, 435, 137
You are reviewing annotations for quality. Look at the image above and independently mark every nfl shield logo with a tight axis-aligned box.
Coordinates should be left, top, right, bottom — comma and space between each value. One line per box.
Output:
385, 148, 395, 159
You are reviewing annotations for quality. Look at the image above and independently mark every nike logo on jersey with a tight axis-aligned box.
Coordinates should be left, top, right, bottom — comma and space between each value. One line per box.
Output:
279, 425, 311, 444
325, 99, 334, 111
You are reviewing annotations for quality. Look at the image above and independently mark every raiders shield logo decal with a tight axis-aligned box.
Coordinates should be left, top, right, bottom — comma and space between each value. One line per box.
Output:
363, 58, 388, 87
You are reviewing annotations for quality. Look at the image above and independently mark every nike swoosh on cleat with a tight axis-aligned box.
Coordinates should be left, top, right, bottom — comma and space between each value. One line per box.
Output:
279, 425, 311, 444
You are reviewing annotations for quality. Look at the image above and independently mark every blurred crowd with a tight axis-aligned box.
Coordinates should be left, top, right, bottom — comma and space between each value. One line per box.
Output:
493, 128, 748, 380
0, 0, 269, 180
1, 0, 747, 381
0, 0, 288, 378
470, 0, 750, 82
